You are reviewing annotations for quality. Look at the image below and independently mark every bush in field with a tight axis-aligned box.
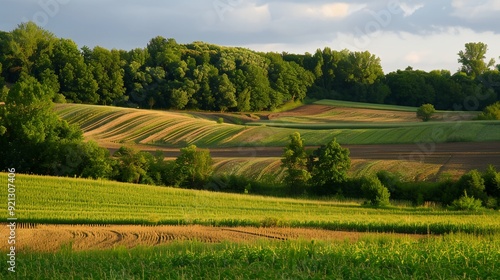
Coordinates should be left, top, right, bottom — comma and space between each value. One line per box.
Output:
455, 170, 487, 205
376, 170, 402, 194
451, 191, 483, 211
361, 176, 391, 207
482, 165, 500, 198
416, 104, 436, 122
477, 102, 500, 120
310, 138, 351, 196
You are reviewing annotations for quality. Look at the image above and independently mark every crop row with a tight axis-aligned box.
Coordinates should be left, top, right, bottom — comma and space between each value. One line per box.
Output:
55, 104, 500, 148
8, 233, 500, 279
2, 173, 500, 234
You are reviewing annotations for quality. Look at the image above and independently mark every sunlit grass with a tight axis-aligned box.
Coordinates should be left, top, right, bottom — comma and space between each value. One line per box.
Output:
2, 173, 500, 234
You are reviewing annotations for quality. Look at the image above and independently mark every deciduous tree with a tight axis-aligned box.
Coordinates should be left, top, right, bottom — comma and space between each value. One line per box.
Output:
174, 145, 213, 188
282, 132, 311, 194
310, 138, 351, 195
458, 42, 495, 78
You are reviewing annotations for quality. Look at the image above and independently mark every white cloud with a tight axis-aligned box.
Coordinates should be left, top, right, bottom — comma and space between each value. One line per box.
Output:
272, 2, 366, 20
315, 3, 349, 18
400, 3, 424, 17
203, 3, 272, 33
404, 51, 427, 64
451, 0, 500, 19
245, 27, 500, 73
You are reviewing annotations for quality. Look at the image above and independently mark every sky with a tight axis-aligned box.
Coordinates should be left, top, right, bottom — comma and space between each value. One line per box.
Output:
1, 0, 499, 73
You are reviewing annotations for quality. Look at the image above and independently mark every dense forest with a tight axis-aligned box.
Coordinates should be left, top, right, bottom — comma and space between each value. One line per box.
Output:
1, 22, 499, 111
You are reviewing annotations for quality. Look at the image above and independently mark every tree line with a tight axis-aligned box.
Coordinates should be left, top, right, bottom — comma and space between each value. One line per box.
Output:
1, 22, 499, 112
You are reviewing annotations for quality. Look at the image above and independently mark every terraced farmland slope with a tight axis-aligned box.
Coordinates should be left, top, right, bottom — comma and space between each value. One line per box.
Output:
55, 102, 500, 148
55, 101, 500, 179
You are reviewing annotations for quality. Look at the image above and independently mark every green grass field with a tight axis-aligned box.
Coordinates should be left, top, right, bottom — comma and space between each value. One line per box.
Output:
3, 172, 500, 279
7, 234, 500, 279
3, 173, 500, 234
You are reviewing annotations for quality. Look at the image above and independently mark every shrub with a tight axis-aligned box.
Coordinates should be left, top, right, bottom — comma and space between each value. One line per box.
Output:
451, 191, 483, 211
482, 165, 500, 199
217, 117, 224, 124
417, 104, 436, 122
477, 101, 500, 120
376, 170, 402, 193
361, 176, 391, 207
455, 170, 487, 204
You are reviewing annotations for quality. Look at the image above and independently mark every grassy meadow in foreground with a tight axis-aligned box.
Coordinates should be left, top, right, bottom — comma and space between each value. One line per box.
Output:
3, 173, 500, 234
5, 234, 500, 279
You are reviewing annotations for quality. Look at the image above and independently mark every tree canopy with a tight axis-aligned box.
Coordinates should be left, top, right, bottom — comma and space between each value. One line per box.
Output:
0, 23, 499, 113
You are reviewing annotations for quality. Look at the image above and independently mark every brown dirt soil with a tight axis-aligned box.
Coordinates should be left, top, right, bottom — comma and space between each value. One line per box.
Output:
0, 224, 426, 252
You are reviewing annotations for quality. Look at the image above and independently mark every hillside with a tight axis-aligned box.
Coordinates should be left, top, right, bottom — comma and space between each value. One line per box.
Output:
55, 101, 500, 148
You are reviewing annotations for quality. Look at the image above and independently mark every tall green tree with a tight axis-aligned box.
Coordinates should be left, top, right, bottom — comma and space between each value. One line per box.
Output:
113, 147, 153, 184
53, 39, 98, 103
84, 46, 126, 105
310, 138, 351, 195
341, 51, 384, 85
4, 22, 57, 82
215, 73, 237, 112
174, 145, 213, 188
0, 74, 82, 173
282, 132, 311, 194
458, 42, 496, 78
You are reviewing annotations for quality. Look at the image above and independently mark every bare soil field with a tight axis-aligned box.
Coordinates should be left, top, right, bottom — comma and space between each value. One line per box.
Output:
0, 224, 425, 252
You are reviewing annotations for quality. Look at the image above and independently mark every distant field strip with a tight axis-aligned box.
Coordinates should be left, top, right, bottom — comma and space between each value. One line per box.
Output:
314, 100, 419, 112
3, 173, 500, 234
213, 158, 285, 180
55, 104, 500, 147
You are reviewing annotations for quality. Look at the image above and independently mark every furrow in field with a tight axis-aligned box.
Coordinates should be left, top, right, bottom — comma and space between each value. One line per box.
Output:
0, 224, 426, 252
138, 122, 190, 144
84, 113, 151, 137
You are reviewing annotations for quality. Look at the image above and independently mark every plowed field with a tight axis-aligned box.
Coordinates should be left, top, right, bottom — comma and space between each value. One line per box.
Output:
0, 224, 424, 252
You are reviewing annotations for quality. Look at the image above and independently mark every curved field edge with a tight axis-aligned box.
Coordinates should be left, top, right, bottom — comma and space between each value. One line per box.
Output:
3, 173, 500, 235
54, 103, 500, 148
